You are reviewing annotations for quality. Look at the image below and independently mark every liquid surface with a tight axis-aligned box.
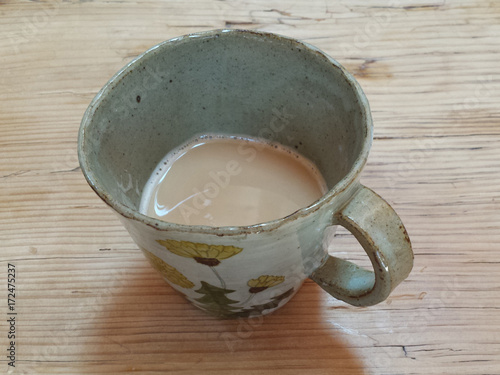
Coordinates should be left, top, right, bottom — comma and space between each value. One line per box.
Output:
140, 135, 327, 227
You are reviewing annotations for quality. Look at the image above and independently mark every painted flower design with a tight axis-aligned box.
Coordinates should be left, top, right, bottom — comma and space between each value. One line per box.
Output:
141, 248, 194, 289
157, 239, 243, 267
247, 275, 285, 294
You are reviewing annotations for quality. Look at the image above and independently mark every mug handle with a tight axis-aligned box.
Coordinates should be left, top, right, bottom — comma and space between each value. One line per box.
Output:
310, 185, 414, 306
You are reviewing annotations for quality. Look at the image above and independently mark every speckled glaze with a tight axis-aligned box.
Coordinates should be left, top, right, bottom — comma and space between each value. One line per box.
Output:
78, 29, 413, 318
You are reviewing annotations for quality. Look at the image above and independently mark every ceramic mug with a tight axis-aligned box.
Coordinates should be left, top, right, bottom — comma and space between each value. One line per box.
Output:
78, 29, 413, 318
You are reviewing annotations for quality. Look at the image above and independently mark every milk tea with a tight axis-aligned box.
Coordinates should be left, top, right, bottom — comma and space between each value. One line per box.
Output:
140, 135, 327, 226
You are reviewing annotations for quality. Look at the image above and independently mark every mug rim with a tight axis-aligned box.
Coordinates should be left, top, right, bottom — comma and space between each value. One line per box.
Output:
78, 29, 373, 235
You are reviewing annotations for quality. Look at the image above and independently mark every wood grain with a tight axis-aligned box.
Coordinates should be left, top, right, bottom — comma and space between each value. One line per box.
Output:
1, 0, 499, 374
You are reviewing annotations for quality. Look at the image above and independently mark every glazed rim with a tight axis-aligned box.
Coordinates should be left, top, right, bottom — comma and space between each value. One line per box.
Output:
78, 29, 373, 235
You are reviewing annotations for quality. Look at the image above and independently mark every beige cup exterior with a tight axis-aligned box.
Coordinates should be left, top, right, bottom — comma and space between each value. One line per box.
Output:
78, 30, 413, 318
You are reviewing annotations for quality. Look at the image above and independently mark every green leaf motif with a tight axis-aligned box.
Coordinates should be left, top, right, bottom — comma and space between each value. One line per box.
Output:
193, 281, 241, 318
192, 282, 295, 318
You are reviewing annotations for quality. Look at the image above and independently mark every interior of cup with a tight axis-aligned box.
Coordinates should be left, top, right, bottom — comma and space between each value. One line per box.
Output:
79, 29, 371, 216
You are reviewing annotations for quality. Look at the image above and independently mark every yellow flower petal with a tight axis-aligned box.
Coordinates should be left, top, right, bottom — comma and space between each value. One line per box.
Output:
141, 248, 194, 289
157, 239, 243, 263
247, 275, 285, 289
197, 242, 209, 253
207, 247, 219, 259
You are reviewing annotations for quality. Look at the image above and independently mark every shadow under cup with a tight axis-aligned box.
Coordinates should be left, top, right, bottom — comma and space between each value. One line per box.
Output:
78, 30, 375, 318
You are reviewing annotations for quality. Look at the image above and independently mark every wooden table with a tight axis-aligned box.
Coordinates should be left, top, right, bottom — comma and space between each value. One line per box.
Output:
1, 1, 499, 374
